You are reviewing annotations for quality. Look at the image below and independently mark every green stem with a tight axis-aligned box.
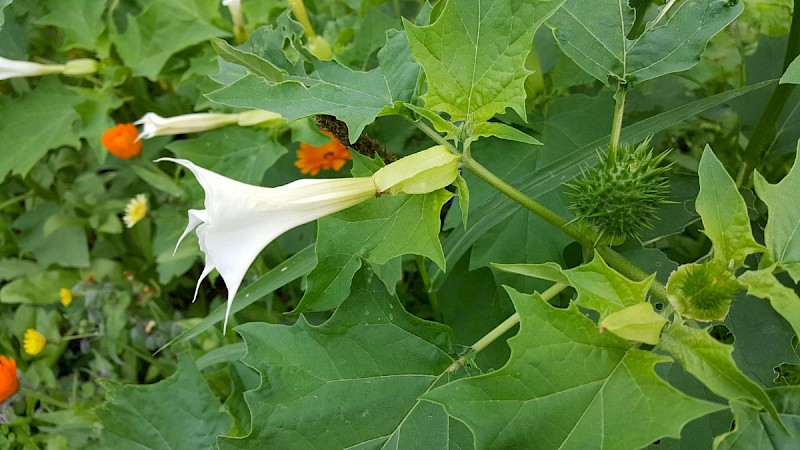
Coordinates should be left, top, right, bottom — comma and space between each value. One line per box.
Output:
416, 255, 442, 322
412, 117, 458, 152
447, 283, 567, 372
0, 191, 32, 212
740, 0, 800, 181
609, 83, 627, 154
461, 154, 593, 246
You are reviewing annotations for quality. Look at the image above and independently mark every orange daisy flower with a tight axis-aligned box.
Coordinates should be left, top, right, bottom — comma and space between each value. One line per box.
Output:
295, 130, 352, 176
0, 355, 18, 403
102, 123, 142, 160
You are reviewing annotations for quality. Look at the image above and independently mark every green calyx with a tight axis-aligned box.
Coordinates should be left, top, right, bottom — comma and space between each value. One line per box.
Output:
667, 259, 742, 321
566, 137, 671, 242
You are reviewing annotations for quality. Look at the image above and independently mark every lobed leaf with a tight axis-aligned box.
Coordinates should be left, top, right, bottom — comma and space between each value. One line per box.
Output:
425, 287, 724, 449
404, 0, 565, 124
221, 269, 468, 449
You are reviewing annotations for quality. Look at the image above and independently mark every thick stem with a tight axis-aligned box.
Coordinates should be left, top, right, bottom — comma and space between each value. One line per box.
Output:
447, 283, 567, 372
609, 83, 627, 155
740, 0, 800, 180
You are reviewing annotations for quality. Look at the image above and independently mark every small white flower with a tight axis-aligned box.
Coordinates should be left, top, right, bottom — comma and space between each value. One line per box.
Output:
135, 110, 282, 140
159, 158, 378, 331
0, 57, 64, 80
0, 57, 98, 80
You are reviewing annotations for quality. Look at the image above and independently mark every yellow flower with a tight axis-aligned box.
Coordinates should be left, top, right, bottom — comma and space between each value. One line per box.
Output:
23, 329, 46, 356
60, 288, 73, 307
123, 194, 148, 228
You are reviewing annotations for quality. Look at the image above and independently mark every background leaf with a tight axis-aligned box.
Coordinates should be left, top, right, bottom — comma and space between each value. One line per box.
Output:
754, 146, 800, 282
0, 79, 82, 179
714, 387, 800, 449
112, 0, 227, 80
548, 0, 744, 86
96, 354, 232, 449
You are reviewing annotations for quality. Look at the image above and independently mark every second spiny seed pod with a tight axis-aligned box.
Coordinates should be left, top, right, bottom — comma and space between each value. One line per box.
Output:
566, 137, 672, 243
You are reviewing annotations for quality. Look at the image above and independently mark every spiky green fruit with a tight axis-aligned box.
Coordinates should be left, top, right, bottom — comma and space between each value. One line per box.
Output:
566, 137, 671, 242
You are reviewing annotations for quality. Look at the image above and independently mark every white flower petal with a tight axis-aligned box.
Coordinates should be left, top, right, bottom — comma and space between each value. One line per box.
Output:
135, 112, 240, 140
0, 56, 64, 80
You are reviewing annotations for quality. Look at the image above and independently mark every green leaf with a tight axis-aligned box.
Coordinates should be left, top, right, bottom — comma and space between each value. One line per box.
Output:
0, 0, 10, 31
13, 202, 90, 268
208, 20, 421, 143
738, 268, 800, 338
404, 0, 565, 123
753, 145, 800, 282
0, 258, 41, 282
425, 287, 724, 449
494, 251, 654, 318
599, 302, 667, 345
112, 0, 227, 80
220, 269, 465, 449
659, 323, 779, 421
0, 270, 80, 305
453, 174, 470, 229
131, 162, 185, 198
296, 189, 452, 313
548, 0, 743, 86
696, 146, 765, 266
97, 354, 232, 449
166, 128, 286, 185
0, 79, 82, 178
73, 87, 123, 163
779, 55, 800, 84
468, 122, 542, 146
714, 387, 800, 449
35, 0, 105, 51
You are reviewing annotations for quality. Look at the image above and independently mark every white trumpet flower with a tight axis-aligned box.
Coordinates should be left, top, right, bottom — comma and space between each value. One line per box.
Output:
135, 110, 282, 140
159, 158, 377, 331
163, 145, 460, 331
0, 57, 97, 80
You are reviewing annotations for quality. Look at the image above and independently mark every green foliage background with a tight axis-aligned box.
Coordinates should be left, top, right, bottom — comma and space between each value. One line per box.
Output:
1, 0, 800, 449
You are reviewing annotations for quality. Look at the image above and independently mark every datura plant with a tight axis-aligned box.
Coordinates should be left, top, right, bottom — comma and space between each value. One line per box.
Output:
162, 145, 458, 330
3, 0, 800, 448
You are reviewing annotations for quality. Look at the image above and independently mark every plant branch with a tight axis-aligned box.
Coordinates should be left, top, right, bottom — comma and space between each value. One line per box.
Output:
447, 283, 567, 373
740, 0, 800, 181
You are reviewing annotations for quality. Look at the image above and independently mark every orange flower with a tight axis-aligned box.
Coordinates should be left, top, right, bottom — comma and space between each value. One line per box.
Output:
101, 123, 142, 159
295, 130, 352, 176
0, 356, 18, 403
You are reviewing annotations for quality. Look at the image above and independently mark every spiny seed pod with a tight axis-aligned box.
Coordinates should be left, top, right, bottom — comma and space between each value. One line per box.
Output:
667, 259, 741, 321
566, 137, 671, 242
